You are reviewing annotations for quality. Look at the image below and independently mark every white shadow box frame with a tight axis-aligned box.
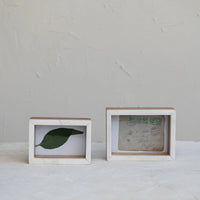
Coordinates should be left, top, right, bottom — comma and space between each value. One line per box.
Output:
29, 117, 91, 165
106, 108, 176, 161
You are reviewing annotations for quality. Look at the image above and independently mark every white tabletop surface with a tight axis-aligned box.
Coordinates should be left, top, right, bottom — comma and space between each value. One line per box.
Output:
0, 141, 200, 200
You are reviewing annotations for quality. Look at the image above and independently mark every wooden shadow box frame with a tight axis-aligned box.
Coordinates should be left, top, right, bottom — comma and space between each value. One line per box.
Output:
29, 117, 91, 165
106, 107, 176, 161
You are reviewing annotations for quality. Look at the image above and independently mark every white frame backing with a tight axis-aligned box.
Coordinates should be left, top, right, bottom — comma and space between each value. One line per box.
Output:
29, 117, 91, 165
106, 108, 176, 161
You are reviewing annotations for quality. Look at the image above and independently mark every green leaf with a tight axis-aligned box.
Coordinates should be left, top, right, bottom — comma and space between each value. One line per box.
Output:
35, 128, 83, 149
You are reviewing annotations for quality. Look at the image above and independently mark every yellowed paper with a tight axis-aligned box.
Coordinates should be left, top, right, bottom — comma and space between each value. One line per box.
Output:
118, 115, 164, 151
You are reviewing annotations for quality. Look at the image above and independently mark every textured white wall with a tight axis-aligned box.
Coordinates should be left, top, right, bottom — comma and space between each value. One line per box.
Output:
0, 0, 200, 142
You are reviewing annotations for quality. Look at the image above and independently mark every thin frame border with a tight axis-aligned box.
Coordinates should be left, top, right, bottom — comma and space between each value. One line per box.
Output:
29, 117, 91, 165
106, 107, 176, 161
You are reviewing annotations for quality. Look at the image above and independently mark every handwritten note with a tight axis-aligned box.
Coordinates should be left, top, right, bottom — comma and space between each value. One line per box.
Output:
118, 115, 164, 151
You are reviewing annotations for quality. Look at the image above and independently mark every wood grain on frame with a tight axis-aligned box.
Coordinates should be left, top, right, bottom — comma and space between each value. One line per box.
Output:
30, 117, 91, 120
112, 152, 169, 156
168, 115, 171, 155
35, 155, 85, 158
106, 107, 175, 110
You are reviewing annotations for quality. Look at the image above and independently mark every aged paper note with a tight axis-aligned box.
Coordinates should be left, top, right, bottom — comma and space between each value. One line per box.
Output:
118, 115, 164, 151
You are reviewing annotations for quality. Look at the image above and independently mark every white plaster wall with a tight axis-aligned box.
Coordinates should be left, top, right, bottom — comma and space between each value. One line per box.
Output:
0, 0, 200, 142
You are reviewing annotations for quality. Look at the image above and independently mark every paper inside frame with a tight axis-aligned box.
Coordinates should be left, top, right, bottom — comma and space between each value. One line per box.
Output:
111, 115, 169, 153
